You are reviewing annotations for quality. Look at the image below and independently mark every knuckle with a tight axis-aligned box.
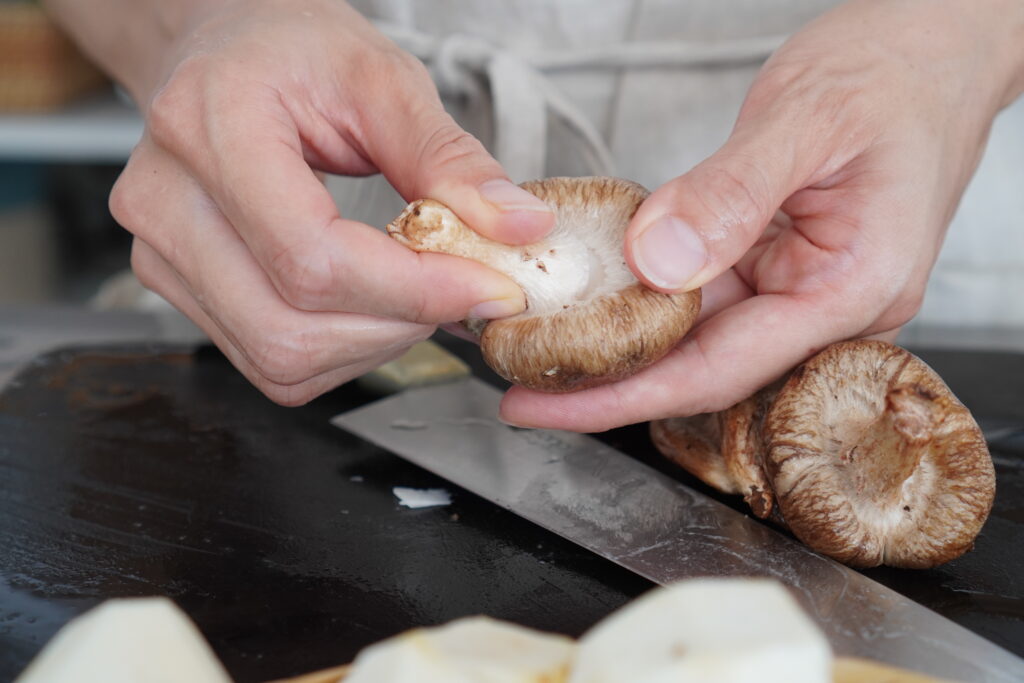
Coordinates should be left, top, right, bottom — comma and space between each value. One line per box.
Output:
259, 381, 320, 408
749, 59, 871, 145
749, 60, 814, 104
147, 56, 208, 148
827, 271, 924, 335
368, 44, 434, 91
356, 44, 436, 111
403, 272, 432, 323
108, 171, 142, 232
416, 122, 489, 174
129, 240, 159, 290
244, 331, 318, 387
268, 243, 336, 310
383, 46, 432, 82
698, 160, 772, 234
877, 287, 926, 330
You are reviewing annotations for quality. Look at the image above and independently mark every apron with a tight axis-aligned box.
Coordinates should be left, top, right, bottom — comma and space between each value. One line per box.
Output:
328, 0, 1024, 336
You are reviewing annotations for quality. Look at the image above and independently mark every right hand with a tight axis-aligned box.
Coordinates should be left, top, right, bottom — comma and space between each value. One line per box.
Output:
109, 0, 553, 404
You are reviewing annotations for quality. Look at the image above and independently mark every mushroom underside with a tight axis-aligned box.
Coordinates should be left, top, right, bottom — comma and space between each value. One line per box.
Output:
388, 176, 701, 392
651, 340, 996, 569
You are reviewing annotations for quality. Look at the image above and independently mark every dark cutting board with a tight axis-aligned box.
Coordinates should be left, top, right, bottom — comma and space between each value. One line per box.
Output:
0, 338, 1021, 681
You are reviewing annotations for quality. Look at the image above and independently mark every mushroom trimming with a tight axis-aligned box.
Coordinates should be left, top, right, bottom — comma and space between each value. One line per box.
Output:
651, 340, 996, 569
387, 177, 701, 393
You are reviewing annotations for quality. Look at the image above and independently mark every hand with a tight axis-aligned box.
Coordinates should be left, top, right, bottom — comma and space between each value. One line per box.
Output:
48, 0, 553, 405
499, 0, 1024, 431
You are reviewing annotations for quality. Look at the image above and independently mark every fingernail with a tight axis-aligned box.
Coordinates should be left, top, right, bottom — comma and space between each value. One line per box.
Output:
470, 297, 524, 320
633, 215, 707, 289
479, 179, 552, 213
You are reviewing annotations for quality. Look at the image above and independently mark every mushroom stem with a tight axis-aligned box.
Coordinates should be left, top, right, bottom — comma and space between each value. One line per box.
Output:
840, 384, 934, 508
388, 177, 701, 393
887, 384, 939, 445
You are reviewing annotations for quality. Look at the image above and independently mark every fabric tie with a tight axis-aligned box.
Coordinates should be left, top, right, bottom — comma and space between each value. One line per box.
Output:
377, 22, 785, 183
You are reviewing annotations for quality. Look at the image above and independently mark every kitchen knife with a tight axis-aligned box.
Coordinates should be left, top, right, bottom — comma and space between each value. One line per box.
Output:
332, 377, 1024, 682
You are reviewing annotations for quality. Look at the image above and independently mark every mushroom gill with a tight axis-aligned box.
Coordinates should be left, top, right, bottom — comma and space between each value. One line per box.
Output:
651, 340, 996, 569
388, 177, 701, 393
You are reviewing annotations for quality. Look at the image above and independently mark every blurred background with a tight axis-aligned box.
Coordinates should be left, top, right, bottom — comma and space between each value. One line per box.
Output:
2, 0, 1021, 353
0, 0, 139, 306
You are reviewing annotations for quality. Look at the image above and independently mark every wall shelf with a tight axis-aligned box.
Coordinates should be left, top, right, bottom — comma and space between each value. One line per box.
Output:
0, 92, 142, 164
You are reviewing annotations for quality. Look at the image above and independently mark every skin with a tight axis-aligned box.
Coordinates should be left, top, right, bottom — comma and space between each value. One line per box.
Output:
502, 0, 1024, 431
45, 0, 1024, 428
42, 0, 554, 405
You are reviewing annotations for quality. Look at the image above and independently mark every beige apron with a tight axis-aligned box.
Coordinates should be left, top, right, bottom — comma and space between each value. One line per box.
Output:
328, 0, 1024, 339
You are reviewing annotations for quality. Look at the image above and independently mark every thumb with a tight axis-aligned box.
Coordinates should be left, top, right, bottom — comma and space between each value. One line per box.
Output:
625, 128, 816, 292
356, 77, 554, 245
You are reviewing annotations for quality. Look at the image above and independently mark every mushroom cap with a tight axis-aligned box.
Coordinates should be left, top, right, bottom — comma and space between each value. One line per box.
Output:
651, 412, 736, 494
651, 392, 775, 519
764, 340, 995, 569
388, 177, 700, 392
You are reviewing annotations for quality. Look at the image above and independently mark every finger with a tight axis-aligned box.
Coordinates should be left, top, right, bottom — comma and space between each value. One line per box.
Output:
624, 116, 849, 294
439, 322, 480, 344
354, 59, 554, 245
113, 137, 524, 323
866, 327, 901, 344
115, 157, 438, 386
694, 268, 756, 325
499, 291, 859, 432
131, 238, 416, 406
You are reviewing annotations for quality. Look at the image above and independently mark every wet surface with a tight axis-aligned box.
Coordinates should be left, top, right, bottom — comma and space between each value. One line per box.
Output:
0, 341, 1022, 680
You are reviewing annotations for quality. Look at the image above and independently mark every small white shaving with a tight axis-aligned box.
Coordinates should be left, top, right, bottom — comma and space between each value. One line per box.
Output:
393, 486, 452, 509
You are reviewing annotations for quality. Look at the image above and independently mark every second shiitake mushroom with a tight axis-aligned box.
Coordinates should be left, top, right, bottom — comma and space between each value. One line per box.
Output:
651, 340, 996, 569
387, 177, 701, 393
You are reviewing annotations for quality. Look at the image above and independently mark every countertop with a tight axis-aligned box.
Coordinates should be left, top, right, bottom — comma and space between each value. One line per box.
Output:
0, 319, 1021, 681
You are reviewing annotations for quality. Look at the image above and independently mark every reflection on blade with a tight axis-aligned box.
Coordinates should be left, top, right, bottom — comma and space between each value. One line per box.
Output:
333, 378, 1024, 682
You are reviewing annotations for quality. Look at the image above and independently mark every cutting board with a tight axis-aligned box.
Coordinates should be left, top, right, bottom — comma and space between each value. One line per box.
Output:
0, 339, 1021, 681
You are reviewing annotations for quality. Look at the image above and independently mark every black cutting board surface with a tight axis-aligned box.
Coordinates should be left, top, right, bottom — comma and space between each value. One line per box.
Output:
0, 339, 1021, 681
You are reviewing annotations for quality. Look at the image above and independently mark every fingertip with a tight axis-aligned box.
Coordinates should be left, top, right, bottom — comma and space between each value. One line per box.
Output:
478, 178, 555, 243
477, 178, 549, 213
469, 295, 526, 320
429, 179, 555, 246
408, 250, 526, 322
498, 384, 621, 433
497, 386, 539, 428
490, 207, 556, 245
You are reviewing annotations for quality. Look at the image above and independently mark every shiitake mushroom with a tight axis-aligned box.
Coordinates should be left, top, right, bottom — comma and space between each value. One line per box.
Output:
388, 177, 701, 393
652, 340, 996, 569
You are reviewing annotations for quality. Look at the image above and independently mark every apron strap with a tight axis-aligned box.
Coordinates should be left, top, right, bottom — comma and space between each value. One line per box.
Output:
376, 22, 785, 182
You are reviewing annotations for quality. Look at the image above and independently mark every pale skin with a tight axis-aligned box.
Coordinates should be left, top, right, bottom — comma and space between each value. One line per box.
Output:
46, 0, 1024, 430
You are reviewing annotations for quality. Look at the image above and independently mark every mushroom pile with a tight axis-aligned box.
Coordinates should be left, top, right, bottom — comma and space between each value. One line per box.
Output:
389, 178, 995, 568
651, 340, 996, 568
388, 177, 701, 392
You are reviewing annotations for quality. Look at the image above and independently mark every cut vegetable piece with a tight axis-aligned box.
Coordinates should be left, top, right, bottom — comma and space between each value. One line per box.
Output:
344, 615, 575, 683
15, 597, 231, 683
569, 579, 831, 683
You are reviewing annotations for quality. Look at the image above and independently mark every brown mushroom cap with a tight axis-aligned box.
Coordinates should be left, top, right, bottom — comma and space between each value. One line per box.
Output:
650, 340, 996, 569
388, 177, 701, 392
651, 394, 775, 519
765, 340, 995, 569
651, 412, 736, 494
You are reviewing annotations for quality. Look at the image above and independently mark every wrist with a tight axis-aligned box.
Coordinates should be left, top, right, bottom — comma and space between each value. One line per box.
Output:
950, 0, 1024, 110
42, 0, 235, 106
994, 1, 1024, 106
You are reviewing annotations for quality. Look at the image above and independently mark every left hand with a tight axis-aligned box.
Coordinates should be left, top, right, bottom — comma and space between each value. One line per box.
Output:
499, 0, 1024, 431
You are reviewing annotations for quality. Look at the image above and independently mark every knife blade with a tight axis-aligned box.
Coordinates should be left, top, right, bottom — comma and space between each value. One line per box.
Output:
332, 377, 1024, 682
